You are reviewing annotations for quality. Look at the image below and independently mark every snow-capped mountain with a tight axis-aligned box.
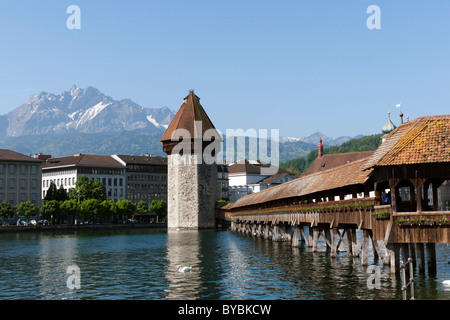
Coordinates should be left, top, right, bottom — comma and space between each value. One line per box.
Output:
280, 132, 359, 147
0, 85, 175, 137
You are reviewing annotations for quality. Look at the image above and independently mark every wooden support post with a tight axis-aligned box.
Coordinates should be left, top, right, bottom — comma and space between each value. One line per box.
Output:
274, 224, 283, 242
331, 228, 338, 258
300, 226, 310, 247
391, 243, 401, 274
264, 224, 270, 240
426, 243, 437, 274
284, 222, 292, 242
312, 228, 319, 252
416, 243, 426, 274
361, 229, 370, 266
292, 225, 300, 247
324, 229, 332, 252
369, 230, 385, 264
351, 229, 358, 257
344, 229, 353, 256
308, 226, 314, 248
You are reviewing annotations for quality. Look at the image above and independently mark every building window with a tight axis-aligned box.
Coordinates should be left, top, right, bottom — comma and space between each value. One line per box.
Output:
32, 179, 37, 189
31, 193, 37, 204
9, 164, 15, 174
9, 179, 15, 189
31, 165, 37, 175
20, 179, 26, 189
20, 165, 27, 175
9, 193, 14, 205
20, 193, 26, 202
0, 178, 2, 189
0, 164, 3, 174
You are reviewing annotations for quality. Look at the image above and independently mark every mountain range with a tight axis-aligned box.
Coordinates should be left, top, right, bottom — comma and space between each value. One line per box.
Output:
0, 85, 174, 137
0, 86, 361, 161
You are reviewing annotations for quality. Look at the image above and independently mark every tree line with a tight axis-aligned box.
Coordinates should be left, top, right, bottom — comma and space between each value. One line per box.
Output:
0, 176, 167, 225
280, 133, 383, 175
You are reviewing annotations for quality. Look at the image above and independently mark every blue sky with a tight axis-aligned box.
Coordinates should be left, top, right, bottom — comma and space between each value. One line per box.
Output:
1, 1, 450, 139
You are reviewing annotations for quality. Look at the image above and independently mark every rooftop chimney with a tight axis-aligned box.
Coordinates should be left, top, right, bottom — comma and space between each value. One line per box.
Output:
318, 138, 324, 159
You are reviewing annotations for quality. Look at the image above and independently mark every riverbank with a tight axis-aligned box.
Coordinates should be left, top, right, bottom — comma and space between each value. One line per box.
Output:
0, 223, 167, 233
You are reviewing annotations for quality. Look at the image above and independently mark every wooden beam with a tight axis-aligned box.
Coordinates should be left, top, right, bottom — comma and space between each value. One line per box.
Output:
426, 243, 437, 274
361, 229, 370, 266
416, 243, 425, 274
331, 228, 338, 258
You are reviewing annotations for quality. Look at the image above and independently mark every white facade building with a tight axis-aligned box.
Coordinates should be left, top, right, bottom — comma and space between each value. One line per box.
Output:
228, 160, 297, 202
42, 154, 126, 201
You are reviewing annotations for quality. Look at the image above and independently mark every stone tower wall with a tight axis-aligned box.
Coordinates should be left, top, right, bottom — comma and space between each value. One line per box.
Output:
167, 154, 217, 230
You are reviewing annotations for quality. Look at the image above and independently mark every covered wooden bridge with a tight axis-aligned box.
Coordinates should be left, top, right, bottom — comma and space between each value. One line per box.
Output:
224, 115, 450, 274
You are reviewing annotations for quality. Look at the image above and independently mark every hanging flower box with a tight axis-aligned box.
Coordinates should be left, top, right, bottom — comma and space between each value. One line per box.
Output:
398, 221, 415, 227
417, 221, 435, 227
397, 219, 416, 227
372, 210, 390, 220
437, 220, 450, 227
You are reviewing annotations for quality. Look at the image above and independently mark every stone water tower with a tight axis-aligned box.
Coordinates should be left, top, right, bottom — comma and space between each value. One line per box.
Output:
160, 91, 222, 230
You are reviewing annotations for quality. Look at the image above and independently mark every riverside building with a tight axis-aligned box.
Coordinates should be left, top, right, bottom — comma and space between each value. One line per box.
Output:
41, 153, 169, 205
0, 149, 42, 208
112, 154, 168, 206
41, 154, 126, 201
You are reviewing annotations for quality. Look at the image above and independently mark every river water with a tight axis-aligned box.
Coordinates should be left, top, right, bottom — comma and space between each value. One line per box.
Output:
0, 228, 448, 300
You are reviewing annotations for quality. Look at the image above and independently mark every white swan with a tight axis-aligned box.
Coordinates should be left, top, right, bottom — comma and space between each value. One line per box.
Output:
177, 265, 192, 273
442, 280, 450, 286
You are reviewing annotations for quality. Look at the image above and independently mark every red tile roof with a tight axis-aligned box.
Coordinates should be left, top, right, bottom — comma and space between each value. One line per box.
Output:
232, 156, 373, 209
160, 91, 221, 143
365, 115, 450, 168
227, 160, 292, 175
303, 151, 375, 176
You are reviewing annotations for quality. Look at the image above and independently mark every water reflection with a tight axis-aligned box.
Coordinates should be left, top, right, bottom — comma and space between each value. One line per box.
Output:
165, 230, 202, 299
0, 229, 447, 300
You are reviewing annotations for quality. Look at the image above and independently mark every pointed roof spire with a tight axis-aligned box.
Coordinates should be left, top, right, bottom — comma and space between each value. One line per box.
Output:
382, 111, 397, 134
160, 90, 220, 143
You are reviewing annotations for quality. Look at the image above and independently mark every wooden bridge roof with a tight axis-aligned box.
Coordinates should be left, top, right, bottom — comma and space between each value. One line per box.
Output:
231, 156, 373, 209
365, 115, 450, 168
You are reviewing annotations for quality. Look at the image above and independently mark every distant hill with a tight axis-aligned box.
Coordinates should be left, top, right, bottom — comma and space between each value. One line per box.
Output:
280, 133, 383, 174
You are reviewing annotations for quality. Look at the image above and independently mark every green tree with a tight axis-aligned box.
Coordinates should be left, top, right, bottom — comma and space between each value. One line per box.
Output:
0, 200, 14, 225
136, 200, 148, 215
56, 185, 68, 201
40, 200, 60, 224
116, 199, 136, 219
69, 176, 107, 202
149, 200, 167, 223
17, 201, 39, 223
60, 200, 80, 224
45, 181, 58, 201
80, 199, 102, 220
102, 199, 118, 215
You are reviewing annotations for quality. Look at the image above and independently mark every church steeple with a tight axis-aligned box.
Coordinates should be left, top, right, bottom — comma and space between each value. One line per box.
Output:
382, 111, 397, 134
